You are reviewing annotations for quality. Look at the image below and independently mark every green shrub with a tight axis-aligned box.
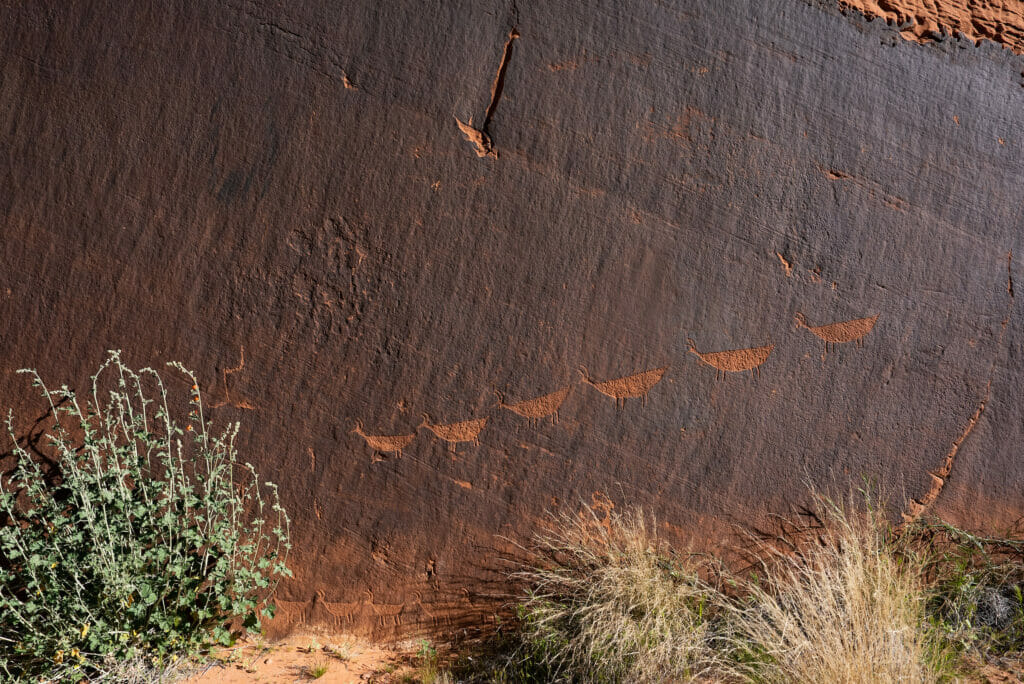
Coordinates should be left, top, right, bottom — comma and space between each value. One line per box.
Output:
899, 518, 1024, 658
0, 351, 291, 682
414, 639, 441, 683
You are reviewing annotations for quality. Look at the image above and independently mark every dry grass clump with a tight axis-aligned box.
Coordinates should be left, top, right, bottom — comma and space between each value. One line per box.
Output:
304, 657, 330, 679
511, 507, 724, 683
95, 655, 201, 682
451, 492, 1024, 682
723, 495, 952, 683
494, 494, 988, 683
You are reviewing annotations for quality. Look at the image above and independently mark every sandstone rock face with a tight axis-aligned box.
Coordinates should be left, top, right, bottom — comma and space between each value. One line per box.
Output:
838, 0, 1024, 53
2, 0, 1023, 638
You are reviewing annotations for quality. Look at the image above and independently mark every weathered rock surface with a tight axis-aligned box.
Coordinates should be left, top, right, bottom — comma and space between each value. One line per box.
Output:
838, 0, 1024, 53
2, 0, 1023, 638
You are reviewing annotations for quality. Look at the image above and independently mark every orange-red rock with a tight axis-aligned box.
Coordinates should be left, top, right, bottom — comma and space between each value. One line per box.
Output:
2, 0, 1023, 638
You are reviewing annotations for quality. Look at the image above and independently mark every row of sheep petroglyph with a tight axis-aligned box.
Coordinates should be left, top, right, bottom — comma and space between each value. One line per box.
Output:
352, 313, 880, 458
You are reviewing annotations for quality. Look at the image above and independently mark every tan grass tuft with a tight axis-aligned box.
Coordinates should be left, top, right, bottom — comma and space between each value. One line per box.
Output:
514, 506, 724, 682
724, 494, 949, 683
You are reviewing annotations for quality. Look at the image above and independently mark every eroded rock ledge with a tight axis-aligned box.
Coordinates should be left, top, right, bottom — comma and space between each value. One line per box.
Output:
839, 0, 1024, 53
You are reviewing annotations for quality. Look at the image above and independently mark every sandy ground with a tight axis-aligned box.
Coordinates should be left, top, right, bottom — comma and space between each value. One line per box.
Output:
974, 662, 1024, 684
184, 634, 429, 683
181, 634, 1024, 683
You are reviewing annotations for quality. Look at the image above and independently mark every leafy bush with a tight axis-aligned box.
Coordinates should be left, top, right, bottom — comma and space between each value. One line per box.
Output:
0, 351, 291, 682
413, 639, 446, 684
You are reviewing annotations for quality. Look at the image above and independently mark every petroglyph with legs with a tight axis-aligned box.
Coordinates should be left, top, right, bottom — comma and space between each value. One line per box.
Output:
578, 365, 667, 408
687, 338, 773, 379
351, 420, 416, 459
495, 386, 572, 425
212, 345, 256, 409
794, 312, 879, 353
419, 413, 488, 452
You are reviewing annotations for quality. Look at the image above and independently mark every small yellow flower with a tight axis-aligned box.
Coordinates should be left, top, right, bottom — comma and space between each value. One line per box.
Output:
50, 562, 57, 569
80, 623, 89, 639
54, 650, 64, 664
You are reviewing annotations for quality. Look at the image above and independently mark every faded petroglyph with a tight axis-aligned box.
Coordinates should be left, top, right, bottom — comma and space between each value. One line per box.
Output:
589, 491, 616, 534
546, 48, 652, 72
212, 345, 256, 409
901, 252, 1013, 524
456, 28, 518, 158
641, 106, 717, 151
224, 4, 365, 90
578, 365, 667, 408
351, 420, 416, 459
546, 48, 653, 73
819, 163, 907, 211
795, 312, 879, 352
287, 217, 369, 342
495, 386, 571, 425
772, 252, 836, 288
687, 339, 773, 378
419, 414, 487, 452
